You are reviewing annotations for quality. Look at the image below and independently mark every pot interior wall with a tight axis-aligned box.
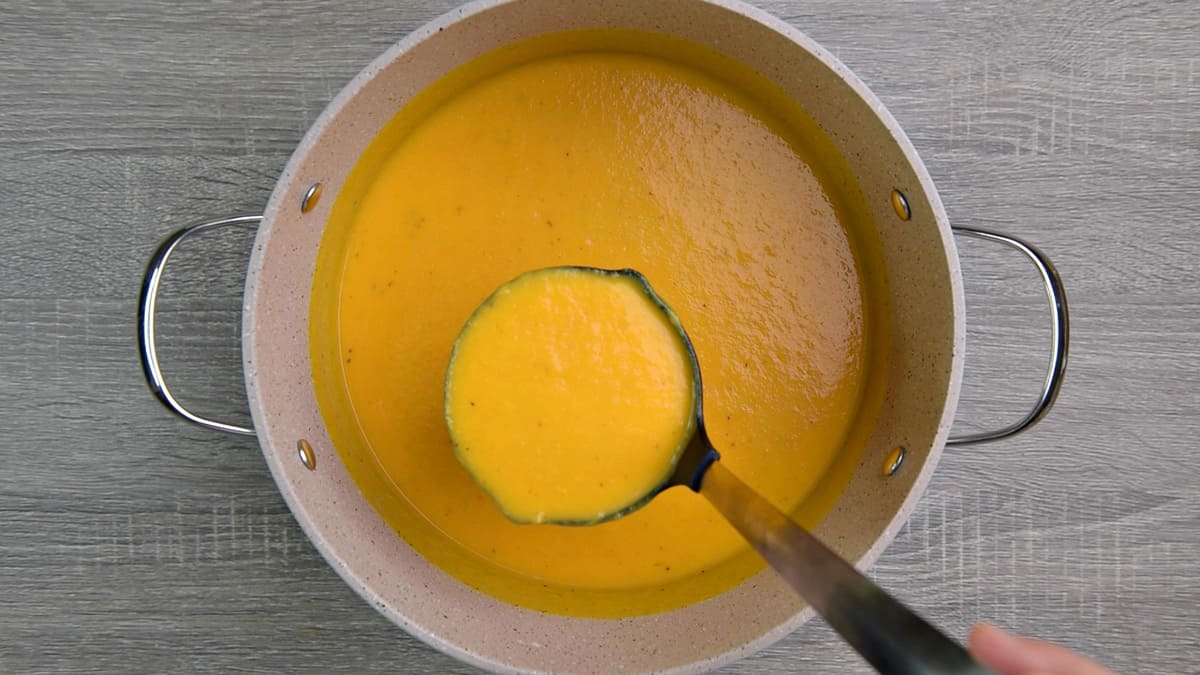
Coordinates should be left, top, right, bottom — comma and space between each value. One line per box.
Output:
243, 0, 962, 672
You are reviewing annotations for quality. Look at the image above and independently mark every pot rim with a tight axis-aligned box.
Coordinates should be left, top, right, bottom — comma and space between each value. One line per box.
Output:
241, 0, 964, 672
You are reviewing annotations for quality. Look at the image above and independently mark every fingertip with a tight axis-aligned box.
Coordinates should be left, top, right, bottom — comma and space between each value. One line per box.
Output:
969, 621, 997, 641
969, 621, 1015, 651
967, 622, 988, 651
967, 623, 1116, 675
968, 621, 1025, 674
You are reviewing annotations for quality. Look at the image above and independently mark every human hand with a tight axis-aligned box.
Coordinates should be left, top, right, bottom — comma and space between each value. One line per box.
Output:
968, 623, 1118, 675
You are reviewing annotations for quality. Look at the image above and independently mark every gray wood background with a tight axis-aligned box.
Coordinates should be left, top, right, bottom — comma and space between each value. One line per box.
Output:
1, 1, 1196, 673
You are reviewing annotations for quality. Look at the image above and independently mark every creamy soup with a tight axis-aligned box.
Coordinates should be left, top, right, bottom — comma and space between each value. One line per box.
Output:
310, 30, 890, 618
445, 267, 699, 525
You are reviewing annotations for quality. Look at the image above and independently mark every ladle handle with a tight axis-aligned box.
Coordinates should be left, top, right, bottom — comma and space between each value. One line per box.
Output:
699, 461, 992, 675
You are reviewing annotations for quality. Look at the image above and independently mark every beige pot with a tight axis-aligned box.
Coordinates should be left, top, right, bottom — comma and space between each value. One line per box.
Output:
139, 0, 1068, 672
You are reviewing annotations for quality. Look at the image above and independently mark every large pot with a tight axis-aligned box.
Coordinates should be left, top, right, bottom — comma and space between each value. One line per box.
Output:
138, 0, 1068, 672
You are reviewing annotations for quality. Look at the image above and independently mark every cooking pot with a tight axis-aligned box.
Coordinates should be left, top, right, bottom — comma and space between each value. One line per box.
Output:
137, 0, 1069, 672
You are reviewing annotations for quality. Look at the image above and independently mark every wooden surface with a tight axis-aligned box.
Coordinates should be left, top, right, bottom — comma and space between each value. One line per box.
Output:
1, 1, 1196, 672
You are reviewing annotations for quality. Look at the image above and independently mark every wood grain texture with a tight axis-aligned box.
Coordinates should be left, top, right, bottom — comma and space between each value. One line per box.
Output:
1, 0, 1197, 673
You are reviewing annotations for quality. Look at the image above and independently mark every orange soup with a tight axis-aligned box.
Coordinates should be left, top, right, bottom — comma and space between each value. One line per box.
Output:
310, 30, 889, 618
445, 267, 700, 525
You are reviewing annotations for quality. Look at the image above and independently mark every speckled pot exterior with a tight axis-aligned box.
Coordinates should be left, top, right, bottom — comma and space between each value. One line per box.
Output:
242, 0, 964, 672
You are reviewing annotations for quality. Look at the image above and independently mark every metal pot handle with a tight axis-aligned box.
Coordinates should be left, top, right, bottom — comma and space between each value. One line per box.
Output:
138, 215, 262, 436
138, 219, 1068, 444
947, 226, 1069, 446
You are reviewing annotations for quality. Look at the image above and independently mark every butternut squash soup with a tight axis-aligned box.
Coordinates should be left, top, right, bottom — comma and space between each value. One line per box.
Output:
310, 30, 890, 618
445, 267, 700, 525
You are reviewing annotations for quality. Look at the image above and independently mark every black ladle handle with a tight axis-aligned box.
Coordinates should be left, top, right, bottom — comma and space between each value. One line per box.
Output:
699, 461, 992, 675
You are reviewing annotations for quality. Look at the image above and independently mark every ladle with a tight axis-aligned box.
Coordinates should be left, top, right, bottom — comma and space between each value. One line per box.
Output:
446, 267, 992, 675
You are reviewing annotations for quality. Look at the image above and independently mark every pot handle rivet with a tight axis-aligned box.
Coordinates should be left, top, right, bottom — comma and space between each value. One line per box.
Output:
890, 189, 911, 221
297, 439, 317, 471
883, 446, 906, 477
301, 182, 323, 213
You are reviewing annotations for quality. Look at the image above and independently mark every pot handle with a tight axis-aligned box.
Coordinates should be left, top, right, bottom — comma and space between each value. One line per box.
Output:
138, 215, 262, 436
946, 227, 1069, 446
